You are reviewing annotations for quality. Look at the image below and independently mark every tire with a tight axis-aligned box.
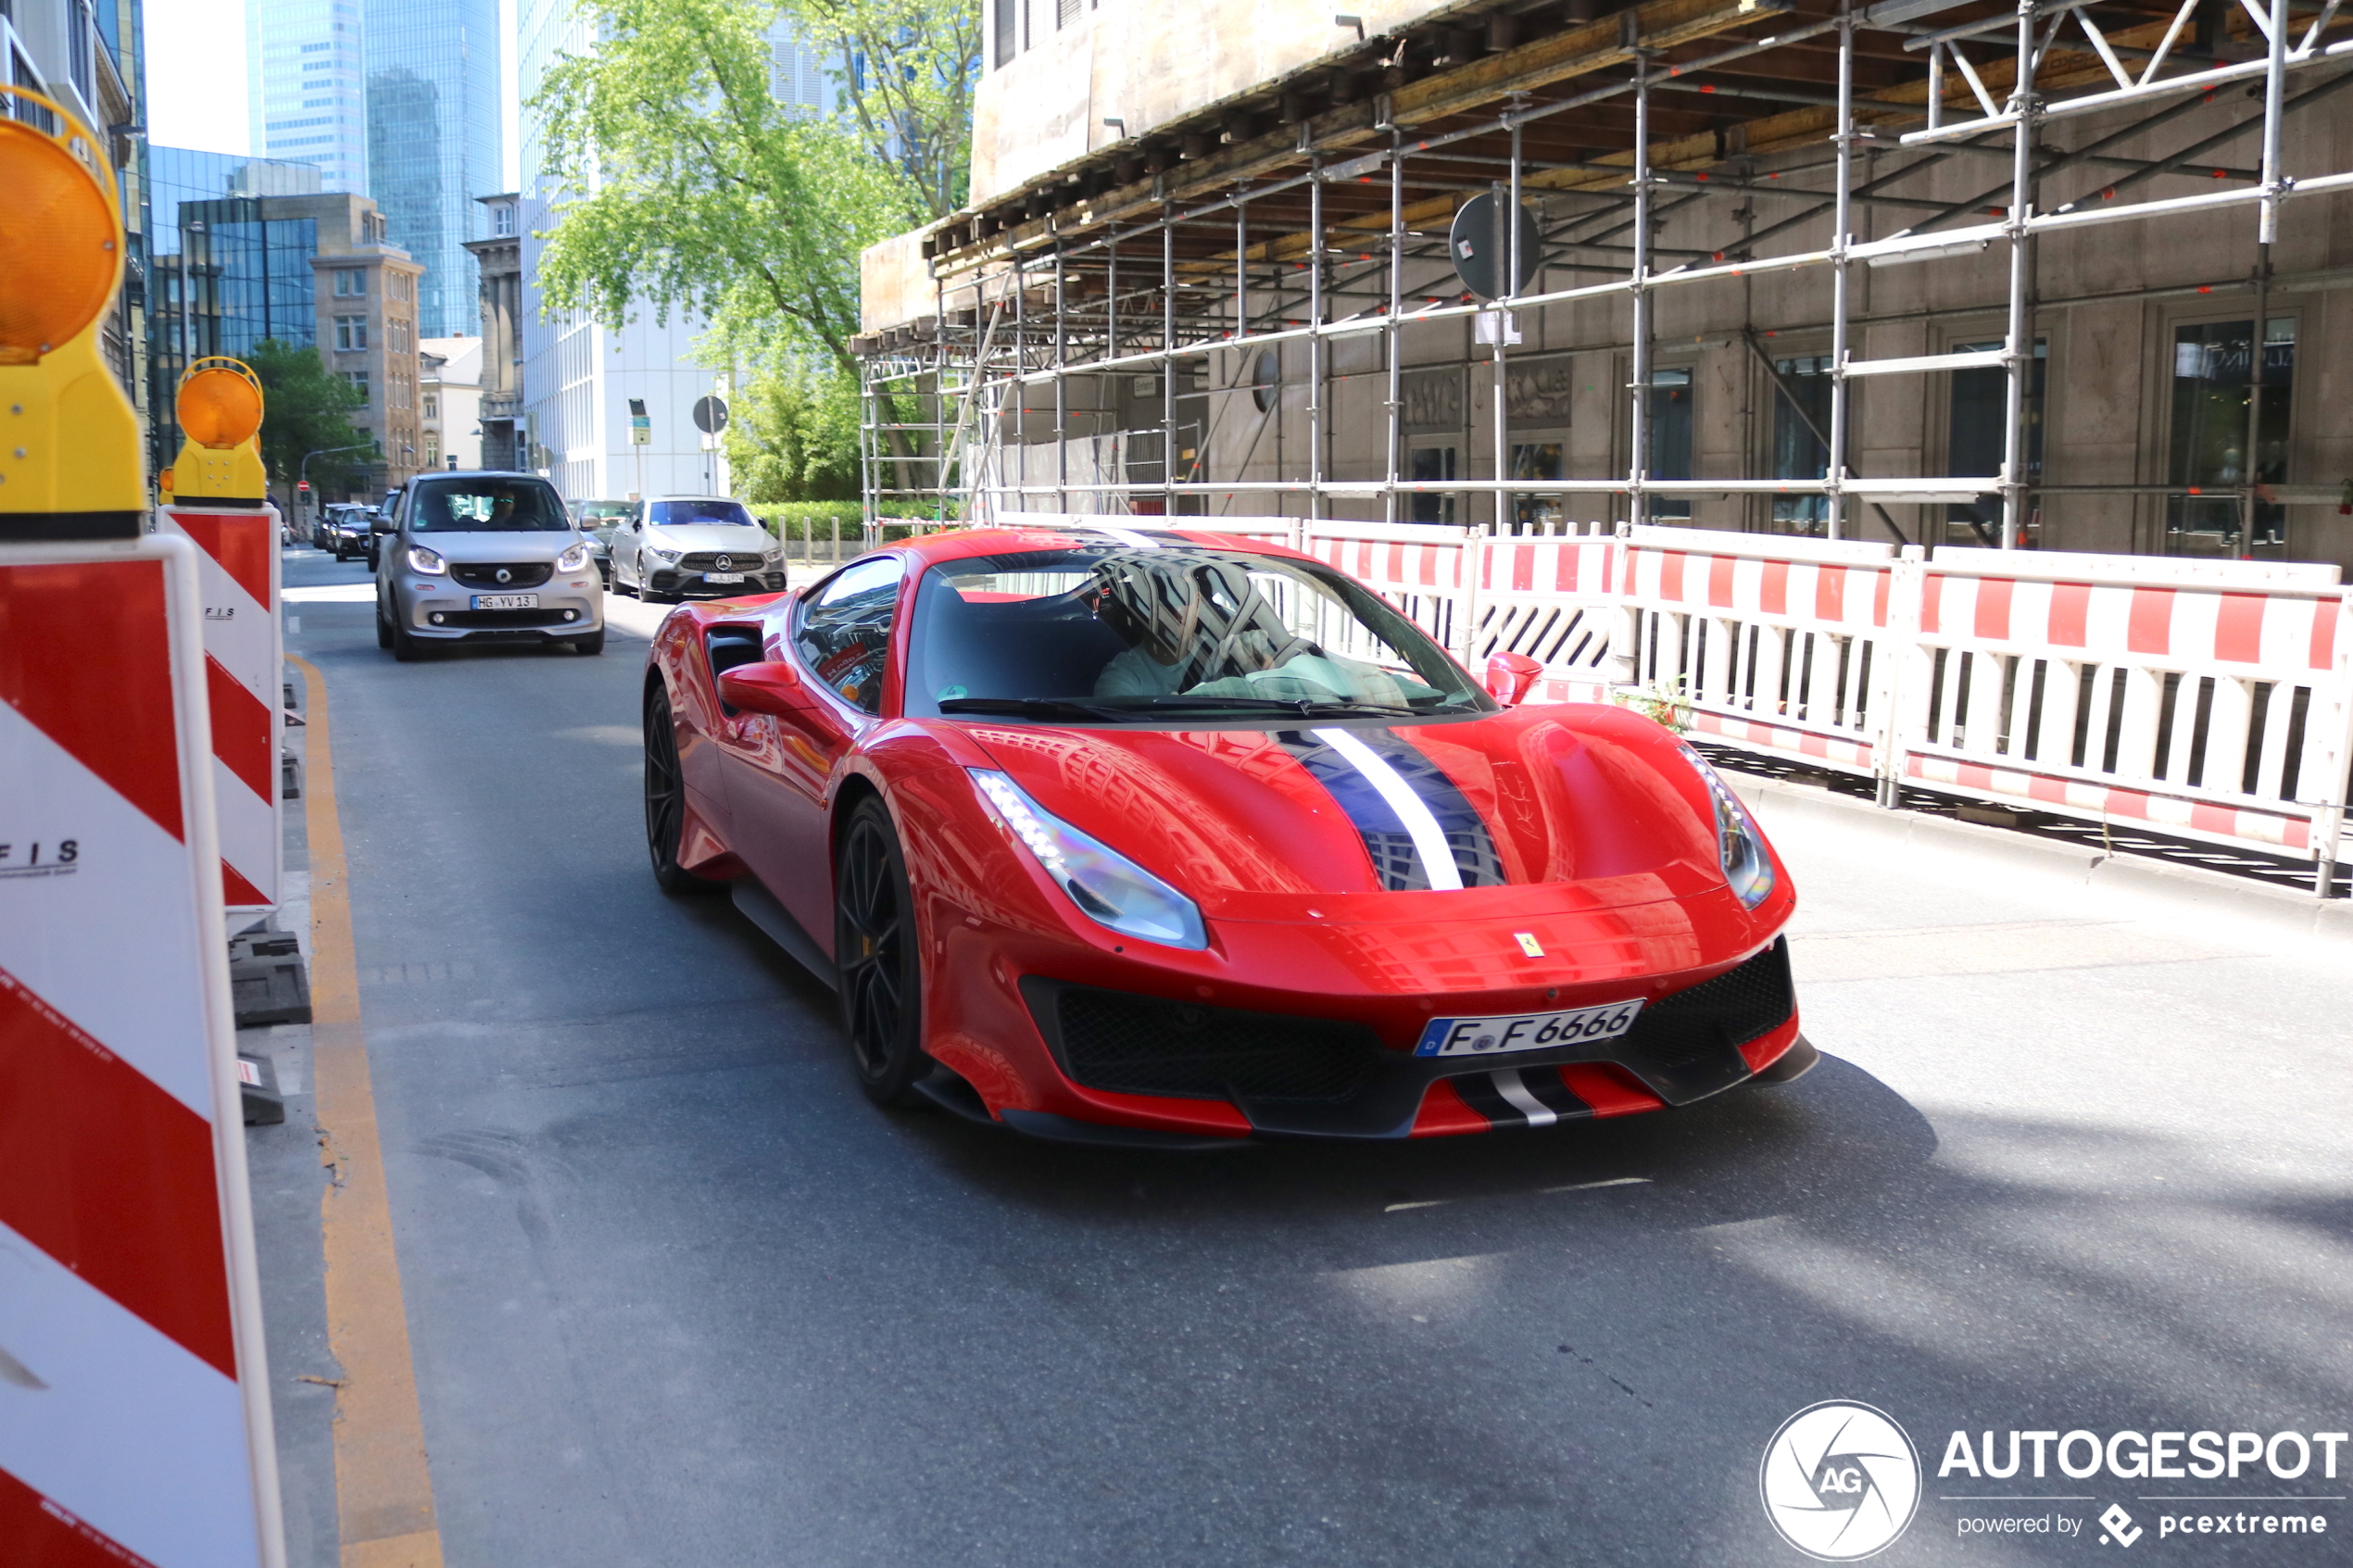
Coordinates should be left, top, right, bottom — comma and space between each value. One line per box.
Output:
834, 797, 927, 1107
572, 630, 605, 655
390, 619, 432, 661
375, 608, 392, 649
643, 684, 726, 895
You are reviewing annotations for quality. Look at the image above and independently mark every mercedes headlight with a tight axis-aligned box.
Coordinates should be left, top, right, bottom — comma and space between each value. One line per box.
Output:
556, 541, 590, 572
407, 545, 447, 575
649, 546, 681, 566
1680, 746, 1776, 909
970, 769, 1206, 948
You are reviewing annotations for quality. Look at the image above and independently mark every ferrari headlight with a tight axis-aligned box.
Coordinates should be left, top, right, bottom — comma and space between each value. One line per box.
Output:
1680, 746, 1776, 909
556, 541, 590, 572
969, 769, 1206, 949
407, 545, 447, 575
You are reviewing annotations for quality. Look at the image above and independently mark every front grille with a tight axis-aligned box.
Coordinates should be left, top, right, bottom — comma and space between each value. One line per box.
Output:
434, 608, 574, 628
451, 561, 554, 589
1050, 986, 1378, 1103
679, 551, 767, 572
1620, 938, 1794, 1068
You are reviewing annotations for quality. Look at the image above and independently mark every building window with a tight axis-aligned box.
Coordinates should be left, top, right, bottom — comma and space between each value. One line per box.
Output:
334, 315, 368, 351
2167, 318, 2295, 553
1408, 444, 1456, 525
493, 204, 514, 236
423, 393, 438, 420
1945, 338, 2045, 547
424, 433, 439, 466
1768, 354, 1834, 533
1647, 367, 1693, 521
333, 269, 365, 297
994, 0, 1017, 66
1511, 442, 1564, 528
346, 370, 370, 402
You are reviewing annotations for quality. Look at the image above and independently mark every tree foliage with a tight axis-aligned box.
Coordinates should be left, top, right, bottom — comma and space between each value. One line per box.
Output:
530, 0, 975, 503
245, 338, 371, 499
725, 360, 863, 503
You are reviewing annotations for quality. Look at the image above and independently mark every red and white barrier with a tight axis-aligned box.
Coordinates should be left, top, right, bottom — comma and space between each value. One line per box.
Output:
0, 534, 285, 1567
974, 512, 2353, 882
157, 503, 283, 912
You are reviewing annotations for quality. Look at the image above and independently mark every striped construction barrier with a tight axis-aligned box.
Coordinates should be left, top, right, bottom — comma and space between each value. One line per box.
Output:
157, 503, 284, 912
0, 534, 284, 1567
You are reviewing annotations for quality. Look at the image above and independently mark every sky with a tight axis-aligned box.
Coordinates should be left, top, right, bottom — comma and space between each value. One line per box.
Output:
142, 0, 522, 189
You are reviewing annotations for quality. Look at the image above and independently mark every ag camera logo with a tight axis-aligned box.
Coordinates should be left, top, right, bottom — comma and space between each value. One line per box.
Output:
1761, 1400, 1922, 1560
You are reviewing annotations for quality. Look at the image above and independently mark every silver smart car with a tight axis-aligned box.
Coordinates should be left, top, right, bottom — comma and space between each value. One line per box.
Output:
373, 471, 605, 659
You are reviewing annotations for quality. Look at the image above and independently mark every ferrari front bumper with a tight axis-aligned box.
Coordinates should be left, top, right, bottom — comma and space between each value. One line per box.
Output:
1007, 937, 1802, 1141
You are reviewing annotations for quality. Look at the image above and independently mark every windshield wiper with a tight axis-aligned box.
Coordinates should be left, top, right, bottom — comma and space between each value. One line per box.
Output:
937, 696, 1140, 721
1138, 696, 1421, 719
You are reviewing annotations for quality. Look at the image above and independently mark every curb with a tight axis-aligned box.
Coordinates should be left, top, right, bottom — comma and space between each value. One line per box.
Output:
1733, 775, 2353, 947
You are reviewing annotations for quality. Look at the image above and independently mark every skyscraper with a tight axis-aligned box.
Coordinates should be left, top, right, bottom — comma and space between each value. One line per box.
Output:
245, 0, 500, 337
363, 0, 498, 336
246, 0, 369, 193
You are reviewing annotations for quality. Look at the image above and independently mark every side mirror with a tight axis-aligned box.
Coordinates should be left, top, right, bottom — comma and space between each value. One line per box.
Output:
371, 515, 394, 533
716, 660, 806, 717
1485, 650, 1542, 707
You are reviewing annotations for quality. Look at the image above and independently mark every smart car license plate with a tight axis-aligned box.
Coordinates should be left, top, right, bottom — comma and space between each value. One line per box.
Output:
1414, 998, 1644, 1057
703, 571, 745, 583
471, 593, 538, 610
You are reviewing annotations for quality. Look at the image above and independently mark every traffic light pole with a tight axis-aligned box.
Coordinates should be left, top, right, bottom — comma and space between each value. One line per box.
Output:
298, 443, 371, 538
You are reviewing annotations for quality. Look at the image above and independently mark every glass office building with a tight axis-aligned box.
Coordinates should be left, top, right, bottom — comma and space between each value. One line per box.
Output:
364, 0, 499, 337
246, 0, 369, 193
246, 0, 500, 337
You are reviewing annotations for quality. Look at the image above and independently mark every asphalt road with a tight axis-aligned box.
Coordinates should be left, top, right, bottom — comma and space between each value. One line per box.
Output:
255, 545, 2353, 1567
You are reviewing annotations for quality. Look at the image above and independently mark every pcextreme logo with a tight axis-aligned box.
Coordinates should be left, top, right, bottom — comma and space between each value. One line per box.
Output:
1761, 1401, 1924, 1561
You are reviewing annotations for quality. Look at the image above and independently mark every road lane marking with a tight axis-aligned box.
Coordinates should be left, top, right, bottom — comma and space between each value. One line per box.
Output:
1384, 1176, 1651, 1212
291, 654, 445, 1568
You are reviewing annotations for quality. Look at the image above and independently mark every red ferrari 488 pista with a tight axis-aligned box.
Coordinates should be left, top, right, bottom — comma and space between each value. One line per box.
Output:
642, 522, 1810, 1147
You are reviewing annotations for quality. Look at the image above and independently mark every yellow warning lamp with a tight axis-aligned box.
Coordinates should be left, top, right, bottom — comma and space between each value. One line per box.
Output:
0, 86, 143, 539
164, 358, 269, 506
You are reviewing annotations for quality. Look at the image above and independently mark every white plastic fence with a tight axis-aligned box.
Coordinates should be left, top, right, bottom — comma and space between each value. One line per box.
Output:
978, 510, 2353, 882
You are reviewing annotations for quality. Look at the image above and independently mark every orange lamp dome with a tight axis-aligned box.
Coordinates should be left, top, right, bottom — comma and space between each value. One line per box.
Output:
0, 102, 120, 366
179, 359, 266, 449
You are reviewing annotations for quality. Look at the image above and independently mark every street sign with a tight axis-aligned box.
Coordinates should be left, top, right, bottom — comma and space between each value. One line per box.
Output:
1449, 193, 1542, 302
693, 395, 730, 436
627, 397, 650, 446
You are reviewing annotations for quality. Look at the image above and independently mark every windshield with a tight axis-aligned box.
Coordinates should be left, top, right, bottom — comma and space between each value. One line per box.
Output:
649, 499, 757, 528
903, 546, 1491, 723
575, 502, 633, 524
409, 479, 569, 533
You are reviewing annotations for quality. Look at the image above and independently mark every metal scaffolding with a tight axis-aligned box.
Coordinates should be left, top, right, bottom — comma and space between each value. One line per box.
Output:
861, 0, 2353, 544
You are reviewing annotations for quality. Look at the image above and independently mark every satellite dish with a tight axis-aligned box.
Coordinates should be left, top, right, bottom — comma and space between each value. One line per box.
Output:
692, 395, 730, 435
1448, 194, 1542, 302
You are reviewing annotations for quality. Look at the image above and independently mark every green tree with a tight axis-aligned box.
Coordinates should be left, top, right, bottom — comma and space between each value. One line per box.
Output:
244, 338, 371, 503
530, 0, 976, 500
725, 358, 863, 503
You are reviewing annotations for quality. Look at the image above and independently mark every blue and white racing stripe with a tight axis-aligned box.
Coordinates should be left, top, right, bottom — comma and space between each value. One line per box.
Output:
1277, 727, 1504, 892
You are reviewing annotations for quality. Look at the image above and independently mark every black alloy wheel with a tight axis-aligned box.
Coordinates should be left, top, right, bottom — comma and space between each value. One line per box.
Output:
834, 797, 927, 1106
643, 684, 725, 895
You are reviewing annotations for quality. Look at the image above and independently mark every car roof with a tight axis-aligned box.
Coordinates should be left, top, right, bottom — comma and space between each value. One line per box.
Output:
642, 495, 753, 505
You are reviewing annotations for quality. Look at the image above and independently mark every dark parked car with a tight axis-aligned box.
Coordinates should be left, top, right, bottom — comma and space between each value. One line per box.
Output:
572, 498, 634, 586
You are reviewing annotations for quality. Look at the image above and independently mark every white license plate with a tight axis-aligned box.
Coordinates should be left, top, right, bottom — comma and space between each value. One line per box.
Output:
1414, 998, 1645, 1058
472, 593, 538, 610
703, 571, 745, 583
